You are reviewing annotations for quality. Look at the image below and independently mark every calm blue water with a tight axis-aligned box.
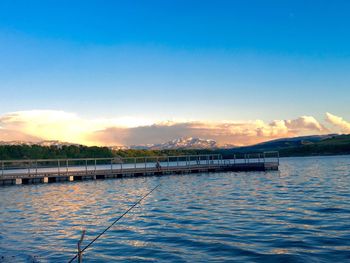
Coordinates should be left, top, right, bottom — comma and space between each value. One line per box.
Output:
0, 156, 349, 262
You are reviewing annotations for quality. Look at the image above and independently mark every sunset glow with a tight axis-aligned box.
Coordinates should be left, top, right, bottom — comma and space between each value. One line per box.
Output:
0, 110, 348, 146
0, 1, 349, 147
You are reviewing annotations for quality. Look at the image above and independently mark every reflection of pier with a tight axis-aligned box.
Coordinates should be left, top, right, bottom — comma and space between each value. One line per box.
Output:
0, 152, 279, 186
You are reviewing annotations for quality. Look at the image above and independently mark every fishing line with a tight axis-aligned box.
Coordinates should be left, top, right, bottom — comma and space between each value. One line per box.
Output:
68, 183, 161, 263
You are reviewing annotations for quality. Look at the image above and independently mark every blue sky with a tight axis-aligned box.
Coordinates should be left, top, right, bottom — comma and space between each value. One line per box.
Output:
0, 1, 349, 145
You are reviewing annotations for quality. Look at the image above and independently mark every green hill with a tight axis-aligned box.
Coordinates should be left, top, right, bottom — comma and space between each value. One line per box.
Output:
0, 134, 349, 160
219, 134, 350, 157
279, 134, 350, 157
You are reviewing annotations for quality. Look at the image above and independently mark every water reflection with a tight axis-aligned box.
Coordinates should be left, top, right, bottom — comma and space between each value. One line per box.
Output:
0, 156, 350, 262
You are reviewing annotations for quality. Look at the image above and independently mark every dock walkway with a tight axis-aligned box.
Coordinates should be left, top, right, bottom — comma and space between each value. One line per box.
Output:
0, 152, 279, 185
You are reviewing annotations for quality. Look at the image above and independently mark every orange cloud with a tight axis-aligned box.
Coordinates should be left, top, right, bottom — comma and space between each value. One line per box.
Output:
0, 110, 337, 146
0, 110, 90, 144
0, 110, 154, 145
89, 116, 328, 146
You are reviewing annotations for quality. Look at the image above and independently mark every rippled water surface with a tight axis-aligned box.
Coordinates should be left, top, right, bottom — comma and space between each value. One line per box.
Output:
1, 156, 350, 262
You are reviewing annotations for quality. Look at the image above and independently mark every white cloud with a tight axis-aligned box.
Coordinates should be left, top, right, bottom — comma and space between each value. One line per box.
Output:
325, 112, 350, 133
0, 110, 333, 146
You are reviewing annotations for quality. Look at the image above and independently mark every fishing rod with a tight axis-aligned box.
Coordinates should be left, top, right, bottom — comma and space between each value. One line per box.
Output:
68, 184, 161, 263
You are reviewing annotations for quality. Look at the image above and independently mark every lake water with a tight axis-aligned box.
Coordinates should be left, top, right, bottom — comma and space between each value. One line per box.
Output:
0, 155, 349, 262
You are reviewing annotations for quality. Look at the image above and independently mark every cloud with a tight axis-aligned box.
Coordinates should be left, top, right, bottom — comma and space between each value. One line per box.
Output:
0, 129, 41, 142
0, 110, 154, 145
90, 116, 328, 146
0, 110, 89, 144
286, 116, 327, 132
0, 110, 333, 146
325, 112, 350, 133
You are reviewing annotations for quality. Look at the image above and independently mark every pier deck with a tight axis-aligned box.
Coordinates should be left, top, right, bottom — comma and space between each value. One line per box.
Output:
0, 152, 279, 185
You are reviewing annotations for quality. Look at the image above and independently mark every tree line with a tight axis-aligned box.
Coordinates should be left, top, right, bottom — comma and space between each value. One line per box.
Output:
0, 145, 215, 160
1, 137, 349, 160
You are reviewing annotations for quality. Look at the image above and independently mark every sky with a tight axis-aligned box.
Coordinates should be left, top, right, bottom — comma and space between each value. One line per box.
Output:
0, 1, 350, 146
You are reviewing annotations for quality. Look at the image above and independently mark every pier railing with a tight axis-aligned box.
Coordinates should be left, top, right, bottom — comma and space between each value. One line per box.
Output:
0, 154, 220, 177
225, 151, 279, 165
0, 152, 279, 178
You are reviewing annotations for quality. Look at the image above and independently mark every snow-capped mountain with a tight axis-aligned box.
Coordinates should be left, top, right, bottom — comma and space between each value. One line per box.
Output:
0, 140, 80, 148
0, 138, 236, 150
130, 137, 219, 150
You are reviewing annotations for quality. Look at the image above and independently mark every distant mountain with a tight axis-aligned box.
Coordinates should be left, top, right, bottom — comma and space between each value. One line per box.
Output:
130, 137, 219, 150
123, 135, 341, 151
1, 134, 350, 159
2, 134, 349, 158
108, 145, 130, 150
234, 134, 338, 152
0, 140, 81, 148
281, 134, 350, 156
218, 134, 350, 157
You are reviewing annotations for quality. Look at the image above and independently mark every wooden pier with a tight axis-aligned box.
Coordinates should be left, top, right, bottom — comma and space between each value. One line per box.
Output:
0, 152, 279, 186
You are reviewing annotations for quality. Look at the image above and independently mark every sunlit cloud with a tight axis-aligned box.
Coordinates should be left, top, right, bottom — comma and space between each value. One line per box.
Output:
0, 110, 343, 146
325, 112, 350, 133
0, 110, 92, 145
0, 110, 154, 145
90, 116, 328, 146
